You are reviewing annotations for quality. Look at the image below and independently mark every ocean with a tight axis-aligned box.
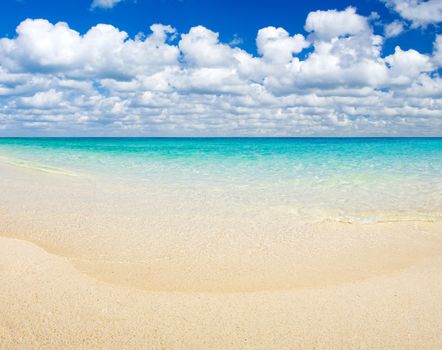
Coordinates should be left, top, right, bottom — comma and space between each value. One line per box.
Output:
0, 137, 441, 223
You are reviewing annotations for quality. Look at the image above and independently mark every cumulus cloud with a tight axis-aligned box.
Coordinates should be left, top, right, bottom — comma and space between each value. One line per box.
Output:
305, 7, 369, 40
385, 46, 434, 85
256, 27, 309, 64
0, 8, 441, 136
383, 0, 442, 27
0, 19, 179, 78
433, 35, 442, 67
179, 26, 240, 68
19, 89, 63, 108
384, 20, 405, 38
91, 0, 125, 9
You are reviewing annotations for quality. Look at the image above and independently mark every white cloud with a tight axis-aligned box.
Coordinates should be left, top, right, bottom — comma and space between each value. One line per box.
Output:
256, 27, 309, 64
383, 0, 442, 27
229, 34, 243, 46
178, 26, 241, 68
0, 20, 179, 78
385, 46, 433, 85
305, 7, 369, 40
433, 35, 442, 67
0, 8, 441, 136
91, 0, 124, 9
384, 20, 405, 38
19, 89, 63, 108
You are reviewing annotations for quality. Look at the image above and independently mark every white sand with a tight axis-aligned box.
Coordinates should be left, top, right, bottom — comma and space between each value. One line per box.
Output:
1, 162, 442, 349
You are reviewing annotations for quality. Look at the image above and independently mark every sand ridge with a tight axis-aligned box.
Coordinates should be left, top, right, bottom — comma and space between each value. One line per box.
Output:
1, 236, 442, 349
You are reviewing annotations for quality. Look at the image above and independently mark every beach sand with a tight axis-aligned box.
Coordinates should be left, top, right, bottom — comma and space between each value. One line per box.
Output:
1, 162, 442, 349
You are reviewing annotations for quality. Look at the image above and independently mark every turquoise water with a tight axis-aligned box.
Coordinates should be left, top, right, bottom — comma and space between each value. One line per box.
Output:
0, 138, 441, 221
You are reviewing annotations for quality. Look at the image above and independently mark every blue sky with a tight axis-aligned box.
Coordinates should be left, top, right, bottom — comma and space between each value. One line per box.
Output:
0, 0, 437, 55
0, 0, 441, 136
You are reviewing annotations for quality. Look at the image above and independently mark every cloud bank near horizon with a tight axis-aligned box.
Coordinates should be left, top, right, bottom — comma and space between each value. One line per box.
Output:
0, 6, 441, 136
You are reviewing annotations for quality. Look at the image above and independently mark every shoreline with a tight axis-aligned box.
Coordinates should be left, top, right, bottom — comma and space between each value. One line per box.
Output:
1, 159, 441, 293
1, 159, 442, 347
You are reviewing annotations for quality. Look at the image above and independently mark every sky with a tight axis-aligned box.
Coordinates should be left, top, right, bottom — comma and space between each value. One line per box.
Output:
0, 0, 441, 136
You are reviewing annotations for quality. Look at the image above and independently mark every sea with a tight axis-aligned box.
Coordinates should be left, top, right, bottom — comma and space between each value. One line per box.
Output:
0, 137, 441, 223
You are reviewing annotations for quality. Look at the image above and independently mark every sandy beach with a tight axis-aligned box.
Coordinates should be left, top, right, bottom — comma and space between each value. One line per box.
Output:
0, 0, 441, 344
1, 161, 442, 349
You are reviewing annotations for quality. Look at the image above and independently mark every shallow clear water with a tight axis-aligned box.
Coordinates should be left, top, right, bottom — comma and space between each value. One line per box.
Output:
0, 137, 441, 222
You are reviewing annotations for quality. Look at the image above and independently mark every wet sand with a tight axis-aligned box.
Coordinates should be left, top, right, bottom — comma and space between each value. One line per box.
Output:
1, 162, 442, 349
